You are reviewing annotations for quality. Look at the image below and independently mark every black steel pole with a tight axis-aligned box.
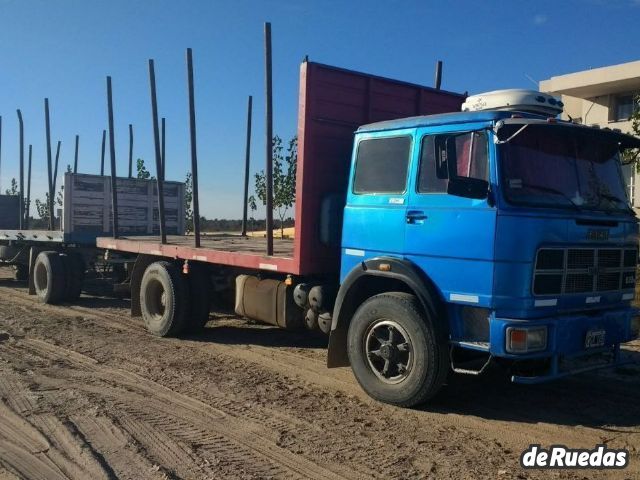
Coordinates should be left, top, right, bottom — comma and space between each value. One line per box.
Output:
107, 76, 119, 238
26, 144, 32, 229
149, 59, 167, 244
52, 140, 61, 195
241, 95, 253, 236
100, 129, 106, 176
128, 124, 133, 178
186, 48, 201, 247
74, 134, 79, 173
161, 117, 166, 181
0, 115, 3, 191
264, 22, 274, 255
44, 98, 54, 230
16, 110, 24, 229
434, 60, 443, 90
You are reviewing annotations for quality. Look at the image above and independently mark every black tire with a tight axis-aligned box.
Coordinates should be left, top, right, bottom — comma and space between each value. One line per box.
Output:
140, 261, 189, 337
347, 292, 449, 407
33, 251, 66, 304
62, 252, 85, 301
184, 264, 212, 333
13, 264, 28, 282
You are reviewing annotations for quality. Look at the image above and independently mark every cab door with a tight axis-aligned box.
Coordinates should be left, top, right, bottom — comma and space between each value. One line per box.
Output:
340, 131, 413, 278
404, 125, 497, 308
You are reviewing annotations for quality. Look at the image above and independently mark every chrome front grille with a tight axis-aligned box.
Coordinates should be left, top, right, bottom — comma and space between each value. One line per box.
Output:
533, 247, 637, 296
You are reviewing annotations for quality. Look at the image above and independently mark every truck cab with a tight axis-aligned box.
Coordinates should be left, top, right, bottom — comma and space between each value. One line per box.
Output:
329, 90, 640, 406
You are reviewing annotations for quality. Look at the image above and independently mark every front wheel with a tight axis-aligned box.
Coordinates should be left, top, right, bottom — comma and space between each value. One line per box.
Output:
347, 292, 448, 407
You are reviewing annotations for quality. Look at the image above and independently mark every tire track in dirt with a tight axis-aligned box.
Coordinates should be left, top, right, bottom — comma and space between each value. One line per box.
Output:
0, 397, 114, 480
2, 336, 359, 480
2, 281, 640, 479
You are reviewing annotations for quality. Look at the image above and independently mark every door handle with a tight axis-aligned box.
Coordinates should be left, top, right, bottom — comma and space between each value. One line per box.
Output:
406, 210, 427, 224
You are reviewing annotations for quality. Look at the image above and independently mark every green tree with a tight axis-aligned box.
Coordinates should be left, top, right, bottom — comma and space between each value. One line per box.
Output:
136, 158, 154, 179
622, 94, 640, 171
247, 194, 258, 233
35, 193, 51, 221
184, 172, 193, 233
254, 135, 297, 238
5, 178, 18, 196
56, 165, 72, 207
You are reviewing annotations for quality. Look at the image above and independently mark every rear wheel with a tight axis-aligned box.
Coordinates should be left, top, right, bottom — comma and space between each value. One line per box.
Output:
33, 251, 66, 304
347, 292, 448, 407
140, 261, 189, 337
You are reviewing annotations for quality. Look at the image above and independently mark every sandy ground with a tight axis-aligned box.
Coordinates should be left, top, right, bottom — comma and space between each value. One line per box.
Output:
0, 269, 639, 480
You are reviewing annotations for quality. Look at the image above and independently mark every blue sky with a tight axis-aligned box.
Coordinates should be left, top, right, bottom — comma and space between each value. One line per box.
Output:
0, 0, 639, 218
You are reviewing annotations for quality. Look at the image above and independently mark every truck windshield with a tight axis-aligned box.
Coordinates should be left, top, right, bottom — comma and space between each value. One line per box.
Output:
499, 124, 631, 214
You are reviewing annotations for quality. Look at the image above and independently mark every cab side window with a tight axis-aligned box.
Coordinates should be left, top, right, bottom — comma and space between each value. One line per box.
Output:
418, 131, 488, 193
353, 136, 411, 194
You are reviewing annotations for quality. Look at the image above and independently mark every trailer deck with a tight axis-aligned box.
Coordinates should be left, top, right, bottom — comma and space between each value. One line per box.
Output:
0, 229, 65, 243
97, 234, 297, 273
98, 61, 465, 277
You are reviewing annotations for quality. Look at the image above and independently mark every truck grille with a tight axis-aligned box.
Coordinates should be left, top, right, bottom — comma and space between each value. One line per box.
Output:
533, 247, 637, 296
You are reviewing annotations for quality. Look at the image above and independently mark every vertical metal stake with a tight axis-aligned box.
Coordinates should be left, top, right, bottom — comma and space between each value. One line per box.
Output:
241, 95, 253, 236
149, 59, 167, 244
44, 99, 54, 230
186, 48, 201, 247
0, 115, 3, 191
107, 76, 119, 238
128, 124, 133, 178
434, 60, 443, 90
17, 110, 24, 229
161, 117, 166, 181
74, 135, 79, 173
264, 23, 274, 255
100, 129, 106, 176
26, 145, 32, 229
52, 140, 61, 194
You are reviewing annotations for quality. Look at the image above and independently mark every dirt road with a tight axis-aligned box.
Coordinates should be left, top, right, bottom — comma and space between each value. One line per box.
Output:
0, 272, 639, 480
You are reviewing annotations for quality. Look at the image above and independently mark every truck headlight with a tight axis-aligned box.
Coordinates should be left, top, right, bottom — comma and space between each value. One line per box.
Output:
506, 326, 547, 353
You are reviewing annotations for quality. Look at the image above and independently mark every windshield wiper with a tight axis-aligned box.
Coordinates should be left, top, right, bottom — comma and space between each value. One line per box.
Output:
514, 182, 583, 211
598, 192, 636, 216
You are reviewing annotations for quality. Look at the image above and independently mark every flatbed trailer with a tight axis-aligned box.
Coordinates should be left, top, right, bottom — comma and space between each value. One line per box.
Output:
0, 173, 185, 301
101, 234, 295, 271
97, 61, 464, 277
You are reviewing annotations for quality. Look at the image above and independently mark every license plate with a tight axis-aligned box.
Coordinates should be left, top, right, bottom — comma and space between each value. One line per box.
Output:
585, 329, 606, 348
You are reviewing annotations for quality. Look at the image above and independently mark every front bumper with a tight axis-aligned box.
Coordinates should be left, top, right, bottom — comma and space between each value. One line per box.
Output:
489, 307, 639, 383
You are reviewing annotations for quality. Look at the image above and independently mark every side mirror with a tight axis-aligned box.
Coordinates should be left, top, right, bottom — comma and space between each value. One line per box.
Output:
447, 176, 489, 199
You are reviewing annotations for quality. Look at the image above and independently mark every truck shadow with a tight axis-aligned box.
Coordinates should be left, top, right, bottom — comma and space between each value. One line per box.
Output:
427, 349, 640, 430
189, 322, 329, 350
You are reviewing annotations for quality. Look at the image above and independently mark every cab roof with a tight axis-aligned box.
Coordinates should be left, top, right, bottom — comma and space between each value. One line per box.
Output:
356, 110, 546, 133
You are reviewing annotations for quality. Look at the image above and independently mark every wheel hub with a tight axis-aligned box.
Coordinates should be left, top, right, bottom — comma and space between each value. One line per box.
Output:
365, 319, 413, 385
379, 343, 394, 360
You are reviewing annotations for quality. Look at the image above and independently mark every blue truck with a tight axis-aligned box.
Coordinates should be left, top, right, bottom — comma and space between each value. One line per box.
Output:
326, 94, 640, 406
87, 62, 640, 407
